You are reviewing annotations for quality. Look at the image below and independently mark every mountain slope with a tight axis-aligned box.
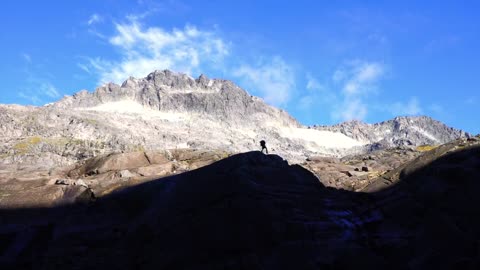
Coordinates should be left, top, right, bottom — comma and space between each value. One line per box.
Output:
314, 116, 469, 147
53, 70, 300, 126
0, 70, 468, 167
0, 70, 364, 166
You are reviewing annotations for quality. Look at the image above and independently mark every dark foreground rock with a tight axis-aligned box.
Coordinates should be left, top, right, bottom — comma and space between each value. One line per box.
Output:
1, 141, 480, 269
303, 146, 423, 191
0, 149, 229, 207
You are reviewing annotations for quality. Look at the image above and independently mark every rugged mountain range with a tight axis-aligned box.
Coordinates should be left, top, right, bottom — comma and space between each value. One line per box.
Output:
53, 70, 299, 126
314, 116, 468, 149
1, 69, 478, 268
0, 70, 469, 167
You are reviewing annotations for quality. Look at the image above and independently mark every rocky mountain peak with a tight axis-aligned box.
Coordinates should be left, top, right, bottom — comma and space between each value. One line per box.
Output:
49, 69, 300, 127
196, 73, 210, 86
0, 69, 470, 168
315, 115, 469, 147
145, 69, 195, 89
121, 76, 138, 88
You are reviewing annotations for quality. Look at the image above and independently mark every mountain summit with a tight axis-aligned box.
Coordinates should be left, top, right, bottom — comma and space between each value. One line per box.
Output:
0, 70, 469, 166
315, 115, 468, 148
54, 70, 299, 127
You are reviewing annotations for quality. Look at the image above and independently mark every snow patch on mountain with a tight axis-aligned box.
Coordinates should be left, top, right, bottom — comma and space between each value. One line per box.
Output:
411, 126, 439, 142
0, 70, 469, 167
78, 100, 188, 121
279, 127, 365, 149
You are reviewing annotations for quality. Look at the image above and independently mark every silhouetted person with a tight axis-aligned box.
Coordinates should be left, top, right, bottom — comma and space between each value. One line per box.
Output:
260, 140, 268, 154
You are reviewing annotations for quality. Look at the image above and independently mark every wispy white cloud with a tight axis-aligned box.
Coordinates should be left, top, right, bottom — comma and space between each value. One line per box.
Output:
301, 62, 384, 121
16, 56, 61, 105
86, 13, 107, 39
337, 61, 384, 95
18, 92, 41, 104
134, 0, 189, 17
389, 97, 423, 116
88, 29, 107, 39
40, 82, 60, 98
298, 73, 337, 113
233, 56, 295, 106
77, 63, 91, 74
331, 60, 385, 121
83, 11, 302, 107
334, 98, 368, 121
18, 80, 60, 105
21, 53, 31, 63
306, 73, 323, 91
125, 9, 160, 21
86, 18, 229, 84
298, 95, 314, 110
87, 14, 103, 25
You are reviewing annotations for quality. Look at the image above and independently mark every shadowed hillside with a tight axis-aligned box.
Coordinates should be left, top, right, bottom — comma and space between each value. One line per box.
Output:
1, 141, 479, 269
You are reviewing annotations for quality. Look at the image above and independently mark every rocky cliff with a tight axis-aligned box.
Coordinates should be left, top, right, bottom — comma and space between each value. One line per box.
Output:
53, 70, 299, 126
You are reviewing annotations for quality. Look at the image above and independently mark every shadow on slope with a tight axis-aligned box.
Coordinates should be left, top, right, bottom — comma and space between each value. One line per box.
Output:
1, 147, 479, 269
360, 143, 480, 269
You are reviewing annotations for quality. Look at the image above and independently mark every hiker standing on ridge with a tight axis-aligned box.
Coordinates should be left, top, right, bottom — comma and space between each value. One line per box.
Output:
260, 140, 268, 154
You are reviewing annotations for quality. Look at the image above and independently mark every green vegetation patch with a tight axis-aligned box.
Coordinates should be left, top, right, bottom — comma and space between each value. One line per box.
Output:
0, 153, 11, 159
85, 119, 98, 125
13, 136, 43, 154
416, 145, 438, 152
12, 136, 91, 155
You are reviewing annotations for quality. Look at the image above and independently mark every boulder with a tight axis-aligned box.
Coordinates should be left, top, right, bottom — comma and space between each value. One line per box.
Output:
306, 156, 340, 163
69, 151, 150, 176
58, 185, 95, 205
118, 169, 136, 178
136, 163, 174, 177
55, 179, 88, 188
55, 179, 75, 185
144, 151, 171, 164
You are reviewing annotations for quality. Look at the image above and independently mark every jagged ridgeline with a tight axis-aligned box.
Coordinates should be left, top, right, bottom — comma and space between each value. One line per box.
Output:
54, 70, 300, 125
314, 116, 468, 149
0, 70, 469, 167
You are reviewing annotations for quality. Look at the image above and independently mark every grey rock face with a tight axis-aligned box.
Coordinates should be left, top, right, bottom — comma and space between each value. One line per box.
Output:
314, 116, 469, 147
54, 70, 299, 126
0, 70, 468, 168
0, 70, 354, 167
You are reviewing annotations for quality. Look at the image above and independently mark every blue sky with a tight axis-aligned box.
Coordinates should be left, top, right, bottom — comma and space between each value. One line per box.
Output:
1, 1, 479, 134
